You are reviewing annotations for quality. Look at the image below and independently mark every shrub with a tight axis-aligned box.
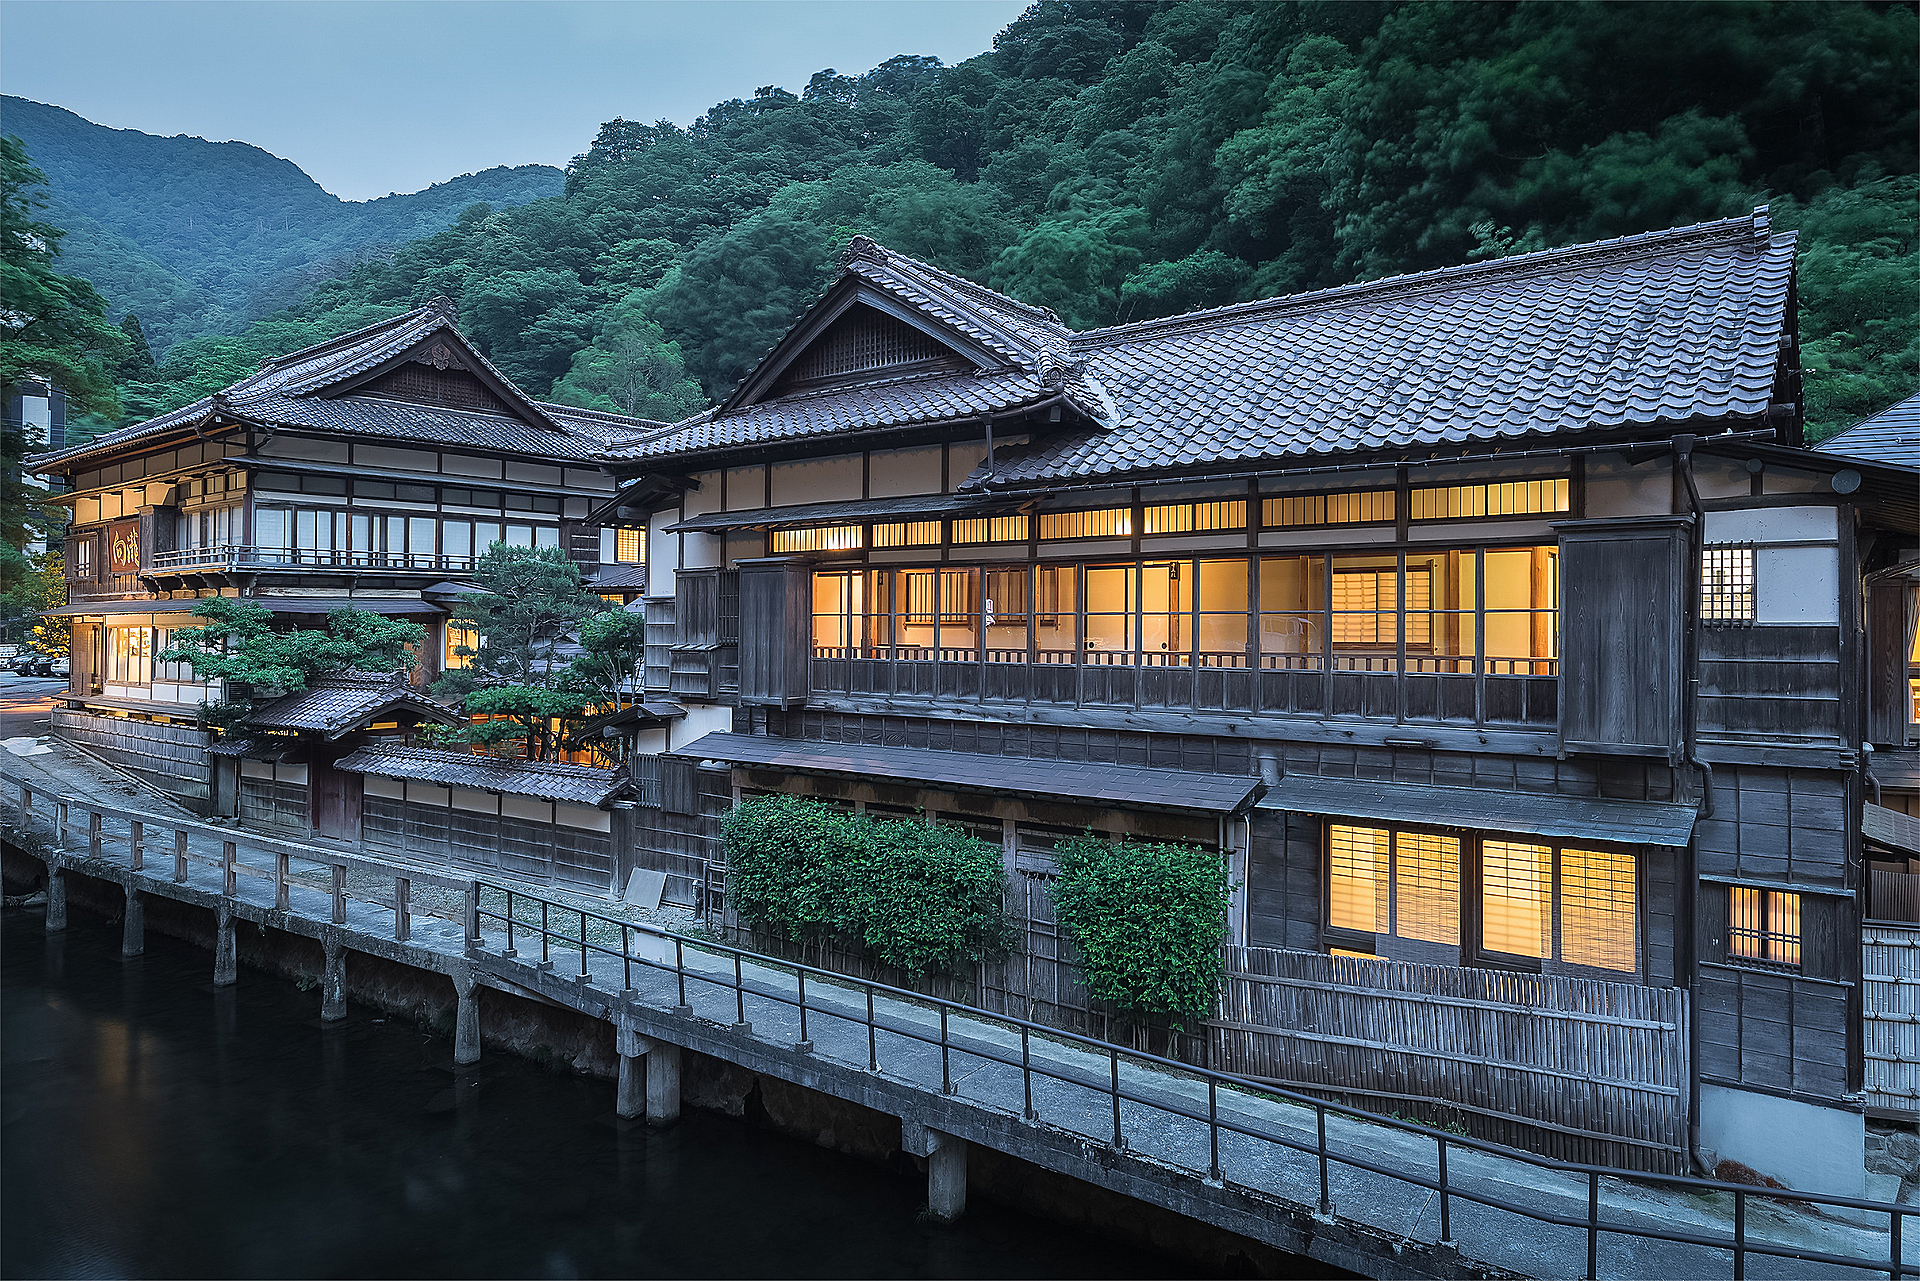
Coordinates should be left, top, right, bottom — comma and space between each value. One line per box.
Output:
1052, 834, 1234, 1028
722, 795, 1016, 978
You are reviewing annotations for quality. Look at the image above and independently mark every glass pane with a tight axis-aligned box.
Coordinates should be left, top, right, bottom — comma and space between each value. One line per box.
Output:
1482, 840, 1551, 958
1406, 550, 1476, 673
895, 569, 938, 658
1768, 891, 1801, 967
475, 522, 502, 552
443, 521, 472, 562
812, 572, 860, 654
1561, 847, 1637, 972
862, 570, 893, 656
1328, 825, 1388, 933
1197, 559, 1249, 666
1140, 561, 1185, 664
254, 508, 286, 551
506, 524, 534, 548
938, 569, 977, 659
1393, 831, 1460, 945
1485, 546, 1557, 675
1084, 564, 1134, 664
534, 525, 560, 549
1035, 565, 1078, 663
1331, 554, 1398, 671
409, 517, 436, 556
984, 567, 1027, 662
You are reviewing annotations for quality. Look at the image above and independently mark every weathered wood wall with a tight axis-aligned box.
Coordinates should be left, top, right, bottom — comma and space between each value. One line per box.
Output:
51, 708, 211, 804
360, 784, 614, 892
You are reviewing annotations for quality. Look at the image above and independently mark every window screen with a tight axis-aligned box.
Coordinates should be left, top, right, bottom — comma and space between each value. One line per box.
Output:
1729, 886, 1800, 968
1702, 545, 1756, 625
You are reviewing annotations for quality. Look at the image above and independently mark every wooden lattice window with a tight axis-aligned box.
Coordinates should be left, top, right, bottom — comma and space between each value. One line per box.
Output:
779, 308, 961, 387
359, 363, 512, 414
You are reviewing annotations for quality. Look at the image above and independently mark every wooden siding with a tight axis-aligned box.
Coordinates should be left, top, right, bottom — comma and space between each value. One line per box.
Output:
51, 708, 211, 801
737, 558, 810, 707
642, 594, 675, 693
623, 765, 732, 915
1698, 625, 1844, 745
1696, 963, 1851, 1101
1867, 580, 1914, 748
238, 777, 305, 831
1693, 764, 1851, 888
1864, 924, 1920, 1115
1557, 518, 1688, 760
1215, 946, 1689, 1174
1247, 809, 1323, 953
361, 794, 613, 891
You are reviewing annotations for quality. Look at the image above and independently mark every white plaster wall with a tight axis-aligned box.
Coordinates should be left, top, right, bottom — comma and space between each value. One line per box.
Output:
506, 461, 562, 486
564, 468, 615, 492
648, 505, 680, 596
868, 446, 942, 497
443, 453, 505, 479
681, 531, 721, 570
683, 470, 722, 517
1705, 506, 1841, 625
356, 444, 438, 472
670, 703, 735, 751
1703, 506, 1838, 544
1699, 1082, 1864, 1197
1584, 454, 1674, 517
726, 464, 768, 510
1692, 457, 1751, 500
259, 436, 349, 463
771, 455, 862, 506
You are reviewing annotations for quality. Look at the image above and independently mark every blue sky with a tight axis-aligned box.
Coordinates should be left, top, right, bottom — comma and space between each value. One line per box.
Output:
0, 1, 1028, 200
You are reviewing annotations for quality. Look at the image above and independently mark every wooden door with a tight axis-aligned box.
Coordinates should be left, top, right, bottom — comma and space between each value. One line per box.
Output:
311, 761, 362, 840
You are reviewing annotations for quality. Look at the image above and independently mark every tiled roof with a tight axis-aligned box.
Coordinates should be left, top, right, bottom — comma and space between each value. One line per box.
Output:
678, 731, 1264, 815
669, 491, 1014, 532
1819, 391, 1920, 470
333, 744, 628, 805
246, 671, 460, 738
610, 213, 1796, 485
29, 302, 668, 471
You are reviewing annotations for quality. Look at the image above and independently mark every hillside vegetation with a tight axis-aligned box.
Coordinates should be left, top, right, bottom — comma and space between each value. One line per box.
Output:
24, 1, 1920, 442
2, 96, 562, 355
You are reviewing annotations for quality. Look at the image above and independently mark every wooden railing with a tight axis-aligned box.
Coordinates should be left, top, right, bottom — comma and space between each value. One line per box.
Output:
147, 545, 479, 574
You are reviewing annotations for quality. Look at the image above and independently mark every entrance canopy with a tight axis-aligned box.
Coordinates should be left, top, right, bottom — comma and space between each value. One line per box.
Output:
675, 732, 1264, 816
1258, 775, 1698, 847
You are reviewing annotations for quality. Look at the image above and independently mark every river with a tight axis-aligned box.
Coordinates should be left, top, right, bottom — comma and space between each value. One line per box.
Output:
1, 904, 1171, 1278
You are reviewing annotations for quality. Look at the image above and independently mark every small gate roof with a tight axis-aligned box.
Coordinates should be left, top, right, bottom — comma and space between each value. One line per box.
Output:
1258, 774, 1698, 847
247, 672, 462, 739
674, 732, 1264, 816
334, 744, 629, 806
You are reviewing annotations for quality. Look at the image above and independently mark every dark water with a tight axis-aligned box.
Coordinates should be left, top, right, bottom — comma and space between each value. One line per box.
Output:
1, 906, 1172, 1279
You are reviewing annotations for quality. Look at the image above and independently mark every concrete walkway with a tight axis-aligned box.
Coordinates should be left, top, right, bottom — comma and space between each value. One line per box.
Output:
2, 739, 1907, 1281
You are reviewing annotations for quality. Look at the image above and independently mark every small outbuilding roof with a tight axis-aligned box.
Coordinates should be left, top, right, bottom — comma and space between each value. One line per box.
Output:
1820, 391, 1920, 471
332, 744, 629, 806
246, 672, 460, 739
1257, 775, 1699, 848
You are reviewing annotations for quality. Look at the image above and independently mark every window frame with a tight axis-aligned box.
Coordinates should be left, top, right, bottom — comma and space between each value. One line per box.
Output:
1727, 885, 1802, 971
1701, 543, 1757, 627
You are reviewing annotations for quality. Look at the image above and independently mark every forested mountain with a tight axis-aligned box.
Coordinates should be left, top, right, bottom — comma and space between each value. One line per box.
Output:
1, 97, 562, 355
26, 1, 1919, 442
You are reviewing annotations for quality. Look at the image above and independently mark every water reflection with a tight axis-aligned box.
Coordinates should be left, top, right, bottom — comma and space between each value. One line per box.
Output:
3, 907, 1168, 1279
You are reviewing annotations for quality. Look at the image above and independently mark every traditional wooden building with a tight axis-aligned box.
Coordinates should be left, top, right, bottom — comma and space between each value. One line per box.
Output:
27, 300, 661, 806
598, 215, 1918, 1191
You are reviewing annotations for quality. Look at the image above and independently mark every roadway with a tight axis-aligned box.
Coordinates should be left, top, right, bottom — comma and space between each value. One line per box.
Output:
0, 676, 67, 742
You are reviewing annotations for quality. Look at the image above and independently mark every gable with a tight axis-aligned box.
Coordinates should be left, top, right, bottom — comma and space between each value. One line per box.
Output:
319, 331, 531, 422
769, 304, 968, 397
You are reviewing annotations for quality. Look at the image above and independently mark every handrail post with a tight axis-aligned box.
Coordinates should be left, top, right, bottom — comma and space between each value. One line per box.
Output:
464, 882, 480, 948
393, 877, 409, 942
504, 891, 517, 958
130, 820, 144, 871
1021, 1025, 1035, 1121
55, 800, 67, 849
579, 909, 589, 980
1109, 1045, 1122, 1148
1587, 1170, 1601, 1281
274, 848, 290, 911
1207, 1078, 1222, 1183
173, 829, 187, 883
940, 1005, 952, 1094
1438, 1137, 1451, 1245
1891, 1207, 1904, 1281
18, 780, 29, 812
733, 952, 746, 1029
221, 840, 236, 896
89, 809, 101, 858
540, 900, 549, 965
796, 968, 810, 1051
1732, 1188, 1745, 1281
866, 985, 877, 1071
674, 938, 688, 1012
331, 864, 346, 924
621, 926, 632, 991
1316, 1104, 1331, 1216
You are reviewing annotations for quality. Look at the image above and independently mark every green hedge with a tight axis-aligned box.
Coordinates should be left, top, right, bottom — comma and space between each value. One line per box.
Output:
723, 795, 1016, 979
1053, 834, 1233, 1028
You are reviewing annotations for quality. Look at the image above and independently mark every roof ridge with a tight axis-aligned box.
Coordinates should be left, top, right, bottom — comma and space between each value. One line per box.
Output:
257, 303, 438, 372
844, 236, 1066, 330
1076, 208, 1786, 347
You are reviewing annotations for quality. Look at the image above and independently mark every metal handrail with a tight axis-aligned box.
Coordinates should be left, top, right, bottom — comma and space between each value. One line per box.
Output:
469, 877, 1911, 1281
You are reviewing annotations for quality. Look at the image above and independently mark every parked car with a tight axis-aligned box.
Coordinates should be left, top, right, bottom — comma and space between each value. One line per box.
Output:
49, 657, 70, 679
5, 653, 41, 676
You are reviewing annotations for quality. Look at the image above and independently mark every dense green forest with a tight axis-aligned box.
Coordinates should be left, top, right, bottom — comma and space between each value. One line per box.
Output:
27, 1, 1920, 442
2, 96, 562, 355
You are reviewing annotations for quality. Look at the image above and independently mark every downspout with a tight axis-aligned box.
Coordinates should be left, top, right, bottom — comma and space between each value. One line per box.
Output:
1673, 433, 1717, 1177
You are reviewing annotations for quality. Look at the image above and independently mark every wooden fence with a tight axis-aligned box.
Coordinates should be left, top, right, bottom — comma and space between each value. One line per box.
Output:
51, 709, 211, 805
1212, 946, 1690, 1173
1864, 924, 1920, 1117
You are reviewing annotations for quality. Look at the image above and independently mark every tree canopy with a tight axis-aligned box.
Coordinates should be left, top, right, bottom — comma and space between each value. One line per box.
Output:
27, 1, 1920, 441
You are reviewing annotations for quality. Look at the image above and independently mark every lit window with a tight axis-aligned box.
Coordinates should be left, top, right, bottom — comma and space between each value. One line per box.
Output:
1408, 479, 1570, 521
1328, 824, 1388, 933
1326, 824, 1460, 946
1702, 546, 1755, 626
1560, 847, 1637, 972
872, 521, 941, 548
1038, 508, 1131, 540
772, 525, 864, 554
1262, 490, 1395, 528
1482, 840, 1552, 958
1142, 500, 1246, 534
615, 527, 645, 563
1729, 887, 1800, 968
951, 515, 1028, 544
446, 625, 479, 670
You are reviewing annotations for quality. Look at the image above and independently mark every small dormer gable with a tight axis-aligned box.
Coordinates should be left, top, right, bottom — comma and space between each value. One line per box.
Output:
768, 301, 972, 397
347, 336, 516, 415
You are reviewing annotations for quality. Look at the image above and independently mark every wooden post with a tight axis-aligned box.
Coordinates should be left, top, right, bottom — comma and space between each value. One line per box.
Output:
394, 877, 410, 942
330, 864, 346, 924
19, 780, 30, 812
130, 820, 144, 872
88, 810, 101, 859
222, 840, 236, 897
55, 801, 67, 849
464, 881, 481, 948
173, 829, 188, 882
274, 848, 290, 911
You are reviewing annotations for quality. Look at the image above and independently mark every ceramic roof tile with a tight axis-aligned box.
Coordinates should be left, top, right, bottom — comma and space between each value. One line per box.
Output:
246, 672, 459, 737
333, 744, 629, 806
1819, 392, 1920, 470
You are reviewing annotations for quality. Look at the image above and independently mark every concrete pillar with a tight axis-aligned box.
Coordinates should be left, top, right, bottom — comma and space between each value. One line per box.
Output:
320, 934, 348, 1021
646, 1043, 681, 1127
121, 886, 145, 957
213, 899, 237, 987
452, 965, 480, 1066
44, 864, 66, 932
928, 1137, 968, 1222
616, 1051, 644, 1120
